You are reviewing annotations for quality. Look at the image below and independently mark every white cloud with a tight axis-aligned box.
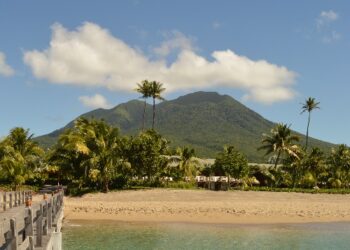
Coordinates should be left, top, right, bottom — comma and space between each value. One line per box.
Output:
24, 22, 297, 104
79, 94, 112, 109
315, 10, 340, 43
153, 30, 195, 57
320, 10, 339, 22
0, 52, 15, 76
317, 10, 339, 29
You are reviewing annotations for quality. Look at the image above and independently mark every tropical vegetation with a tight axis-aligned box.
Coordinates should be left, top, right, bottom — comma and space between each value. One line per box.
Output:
0, 85, 349, 194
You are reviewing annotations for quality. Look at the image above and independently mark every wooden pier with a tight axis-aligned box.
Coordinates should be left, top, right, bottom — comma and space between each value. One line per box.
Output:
0, 190, 64, 250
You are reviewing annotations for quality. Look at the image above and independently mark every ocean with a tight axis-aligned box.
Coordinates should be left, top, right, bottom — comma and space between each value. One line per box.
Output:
63, 220, 350, 249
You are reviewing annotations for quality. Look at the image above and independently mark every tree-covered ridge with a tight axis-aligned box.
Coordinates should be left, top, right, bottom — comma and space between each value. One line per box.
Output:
1, 119, 349, 193
35, 91, 334, 162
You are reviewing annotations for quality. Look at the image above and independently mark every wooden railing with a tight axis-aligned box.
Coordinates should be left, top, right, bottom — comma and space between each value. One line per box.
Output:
0, 190, 64, 250
0, 191, 33, 212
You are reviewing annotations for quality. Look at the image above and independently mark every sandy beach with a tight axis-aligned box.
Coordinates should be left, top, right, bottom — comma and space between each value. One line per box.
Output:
64, 189, 350, 224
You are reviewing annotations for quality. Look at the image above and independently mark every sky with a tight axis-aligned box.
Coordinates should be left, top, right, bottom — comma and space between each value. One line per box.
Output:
0, 0, 349, 145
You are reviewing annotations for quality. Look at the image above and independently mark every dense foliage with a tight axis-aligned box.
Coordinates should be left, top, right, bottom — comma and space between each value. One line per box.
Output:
0, 119, 350, 192
212, 146, 248, 179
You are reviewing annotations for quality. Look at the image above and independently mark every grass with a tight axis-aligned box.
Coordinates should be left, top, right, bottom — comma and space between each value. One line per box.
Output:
4, 183, 349, 195
243, 186, 350, 194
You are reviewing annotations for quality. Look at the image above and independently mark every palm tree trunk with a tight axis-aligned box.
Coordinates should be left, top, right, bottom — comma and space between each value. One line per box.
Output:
305, 112, 311, 150
142, 100, 146, 131
152, 97, 155, 130
292, 167, 297, 189
274, 151, 281, 170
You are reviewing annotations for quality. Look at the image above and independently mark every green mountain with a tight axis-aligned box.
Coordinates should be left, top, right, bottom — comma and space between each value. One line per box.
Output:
35, 91, 334, 162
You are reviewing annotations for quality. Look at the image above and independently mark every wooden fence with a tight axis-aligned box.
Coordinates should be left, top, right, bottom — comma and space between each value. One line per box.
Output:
0, 190, 64, 250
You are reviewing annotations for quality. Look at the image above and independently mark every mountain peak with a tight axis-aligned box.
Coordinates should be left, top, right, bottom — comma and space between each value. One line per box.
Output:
173, 91, 232, 104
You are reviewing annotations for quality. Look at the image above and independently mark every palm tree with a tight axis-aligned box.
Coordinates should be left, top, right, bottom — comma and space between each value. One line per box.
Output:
301, 97, 320, 150
176, 147, 199, 180
135, 80, 151, 131
258, 123, 300, 169
86, 119, 121, 192
327, 144, 350, 188
149, 81, 165, 129
303, 147, 326, 187
48, 118, 122, 192
0, 127, 44, 190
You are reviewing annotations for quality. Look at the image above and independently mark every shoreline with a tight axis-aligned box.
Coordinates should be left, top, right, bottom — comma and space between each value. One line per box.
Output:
64, 212, 350, 225
63, 189, 350, 225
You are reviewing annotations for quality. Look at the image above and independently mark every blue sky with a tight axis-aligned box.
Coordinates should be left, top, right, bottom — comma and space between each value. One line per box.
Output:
0, 1, 349, 145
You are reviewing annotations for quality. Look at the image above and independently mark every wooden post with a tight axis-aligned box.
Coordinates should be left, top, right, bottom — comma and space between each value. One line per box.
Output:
43, 201, 48, 236
25, 208, 34, 238
9, 193, 13, 209
14, 192, 18, 207
52, 196, 56, 221
10, 218, 18, 250
36, 204, 43, 247
29, 236, 34, 250
3, 193, 6, 211
48, 198, 53, 230
21, 191, 25, 204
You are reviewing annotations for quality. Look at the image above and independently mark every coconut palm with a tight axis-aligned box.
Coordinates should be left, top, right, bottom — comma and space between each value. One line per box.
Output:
303, 147, 326, 187
85, 119, 121, 192
149, 81, 165, 129
301, 97, 320, 150
48, 118, 122, 192
176, 147, 200, 180
135, 80, 152, 131
47, 119, 92, 185
327, 144, 350, 188
258, 123, 300, 169
0, 127, 44, 190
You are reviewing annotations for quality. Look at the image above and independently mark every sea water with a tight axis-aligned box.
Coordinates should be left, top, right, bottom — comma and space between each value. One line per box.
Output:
63, 220, 350, 250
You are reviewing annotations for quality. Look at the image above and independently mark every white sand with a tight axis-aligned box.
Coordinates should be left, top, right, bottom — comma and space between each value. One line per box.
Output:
63, 189, 350, 224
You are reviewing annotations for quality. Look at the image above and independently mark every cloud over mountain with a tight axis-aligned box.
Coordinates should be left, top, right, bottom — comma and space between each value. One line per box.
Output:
24, 22, 297, 104
79, 94, 112, 109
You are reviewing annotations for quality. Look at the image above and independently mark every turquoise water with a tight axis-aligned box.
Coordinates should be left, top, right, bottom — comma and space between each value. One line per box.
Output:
63, 220, 350, 250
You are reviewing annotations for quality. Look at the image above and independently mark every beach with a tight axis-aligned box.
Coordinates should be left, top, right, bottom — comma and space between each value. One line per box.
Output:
63, 189, 350, 224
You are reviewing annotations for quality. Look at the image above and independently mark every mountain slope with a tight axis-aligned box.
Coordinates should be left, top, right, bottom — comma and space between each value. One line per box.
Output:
35, 91, 334, 162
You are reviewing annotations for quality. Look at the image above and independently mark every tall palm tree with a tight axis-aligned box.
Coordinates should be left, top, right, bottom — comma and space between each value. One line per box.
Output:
301, 97, 320, 150
149, 81, 165, 130
135, 80, 151, 131
258, 123, 300, 169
